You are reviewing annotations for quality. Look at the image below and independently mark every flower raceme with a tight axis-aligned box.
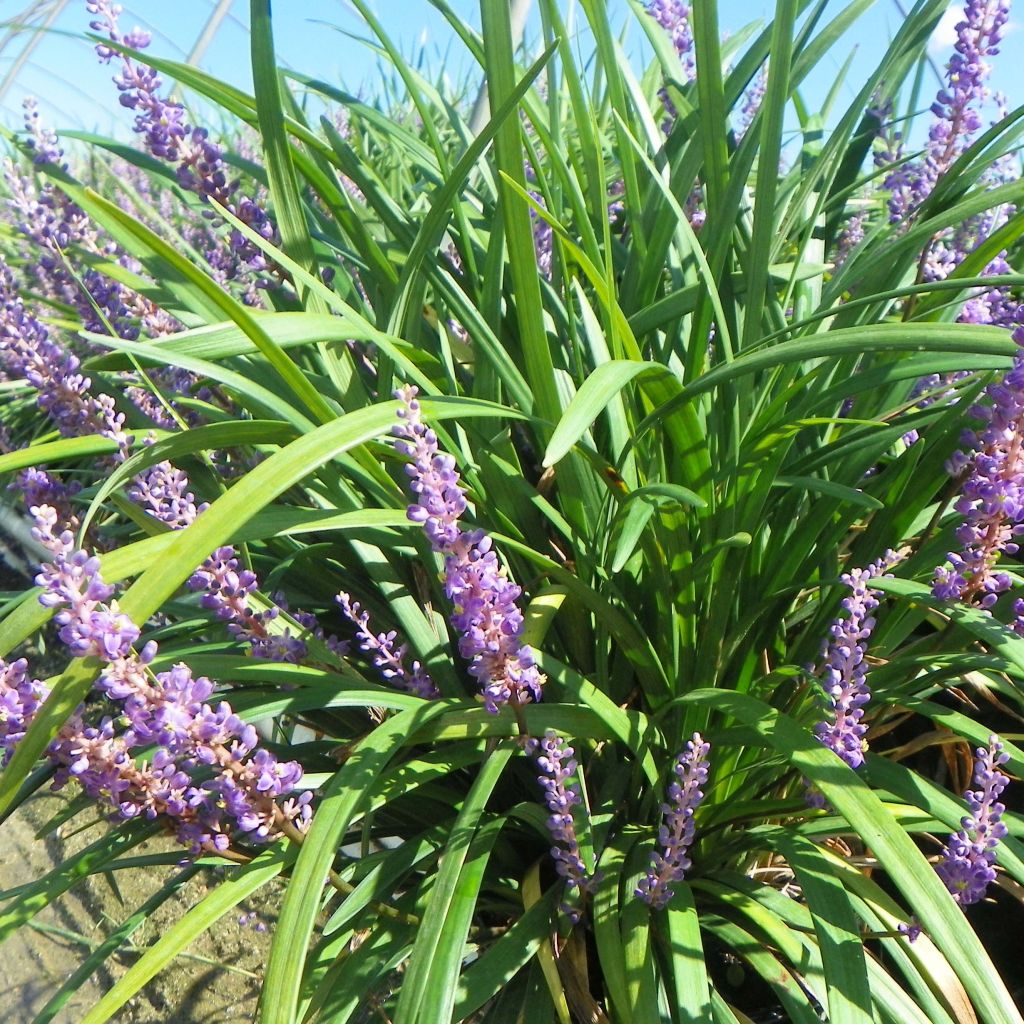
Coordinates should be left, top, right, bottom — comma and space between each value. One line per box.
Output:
87, 0, 277, 293
809, 551, 903, 790
937, 736, 1011, 907
0, 260, 131, 453
884, 0, 1011, 222
636, 732, 710, 910
528, 732, 593, 917
878, 0, 1014, 330
933, 323, 1024, 629
3, 501, 312, 854
336, 592, 439, 698
393, 385, 543, 712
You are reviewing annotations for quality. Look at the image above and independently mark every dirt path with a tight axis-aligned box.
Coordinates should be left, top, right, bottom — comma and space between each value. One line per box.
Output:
0, 793, 271, 1023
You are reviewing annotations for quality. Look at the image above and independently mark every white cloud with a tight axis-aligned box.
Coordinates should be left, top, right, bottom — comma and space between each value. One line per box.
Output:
927, 7, 960, 55
927, 9, 1019, 55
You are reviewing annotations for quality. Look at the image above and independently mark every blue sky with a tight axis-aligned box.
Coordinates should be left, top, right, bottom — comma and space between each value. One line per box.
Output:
1, 1, 1020, 144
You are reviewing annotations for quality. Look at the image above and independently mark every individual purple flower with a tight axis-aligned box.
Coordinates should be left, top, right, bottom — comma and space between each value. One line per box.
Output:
933, 324, 1024, 623
810, 550, 903, 786
393, 386, 543, 712
636, 732, 710, 910
528, 732, 593, 916
0, 659, 49, 765
936, 736, 1010, 906
336, 592, 439, 698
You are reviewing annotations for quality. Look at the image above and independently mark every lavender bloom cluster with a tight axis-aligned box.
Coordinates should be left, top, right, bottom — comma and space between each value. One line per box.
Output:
528, 732, 593, 916
834, 212, 866, 269
922, 0, 1010, 197
0, 260, 131, 453
10, 502, 312, 854
810, 551, 902, 791
87, 1, 278, 292
4, 98, 145, 344
636, 733, 710, 910
336, 592, 439, 698
14, 469, 81, 535
736, 66, 767, 141
5, 102, 95, 306
188, 546, 306, 664
873, 2, 1016, 330
129, 455, 209, 530
0, 658, 48, 766
646, 0, 695, 131
884, 0, 1010, 222
4, 98, 207, 438
393, 385, 543, 712
933, 324, 1024, 630
643, 1, 708, 226
936, 736, 1010, 906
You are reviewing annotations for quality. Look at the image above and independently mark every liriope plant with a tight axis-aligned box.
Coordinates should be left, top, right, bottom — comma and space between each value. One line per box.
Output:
0, 0, 1023, 1022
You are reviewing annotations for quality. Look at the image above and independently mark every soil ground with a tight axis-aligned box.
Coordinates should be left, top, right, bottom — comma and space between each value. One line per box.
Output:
0, 555, 273, 1023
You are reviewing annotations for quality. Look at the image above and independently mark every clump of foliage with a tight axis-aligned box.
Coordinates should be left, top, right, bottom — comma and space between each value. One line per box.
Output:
1, 1, 1024, 1022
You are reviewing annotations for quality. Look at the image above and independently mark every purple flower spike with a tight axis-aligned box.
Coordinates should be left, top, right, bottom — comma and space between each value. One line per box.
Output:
933, 325, 1024, 621
924, 0, 1010, 187
393, 386, 544, 712
645, 0, 695, 78
883, 0, 1010, 221
336, 592, 439, 698
528, 732, 593, 918
87, 1, 280, 291
0, 264, 132, 455
810, 550, 903, 788
31, 504, 145, 664
636, 732, 710, 910
937, 736, 1010, 907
